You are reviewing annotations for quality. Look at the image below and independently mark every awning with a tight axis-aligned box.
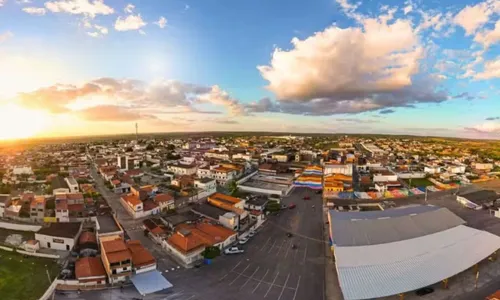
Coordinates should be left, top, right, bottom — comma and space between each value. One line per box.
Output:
131, 270, 173, 296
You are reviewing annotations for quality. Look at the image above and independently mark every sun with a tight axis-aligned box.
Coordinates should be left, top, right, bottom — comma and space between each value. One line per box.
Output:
0, 104, 49, 140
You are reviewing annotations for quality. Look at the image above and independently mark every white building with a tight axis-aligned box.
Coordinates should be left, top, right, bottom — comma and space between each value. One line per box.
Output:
0, 194, 11, 218
65, 177, 79, 193
35, 222, 83, 251
12, 166, 33, 175
204, 150, 232, 161
372, 169, 398, 183
424, 165, 442, 174
324, 164, 353, 176
166, 163, 197, 176
193, 178, 217, 198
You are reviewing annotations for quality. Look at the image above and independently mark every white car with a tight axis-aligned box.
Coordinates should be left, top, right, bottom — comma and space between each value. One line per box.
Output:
248, 231, 255, 237
224, 247, 244, 254
238, 237, 250, 245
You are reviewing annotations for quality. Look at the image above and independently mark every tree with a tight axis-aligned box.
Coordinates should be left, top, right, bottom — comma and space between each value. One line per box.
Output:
266, 200, 280, 212
202, 246, 220, 259
0, 184, 11, 194
166, 144, 175, 151
146, 144, 155, 151
228, 180, 238, 196
125, 147, 133, 152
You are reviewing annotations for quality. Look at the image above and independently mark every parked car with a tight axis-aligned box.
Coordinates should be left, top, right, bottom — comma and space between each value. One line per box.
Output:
289, 203, 296, 209
281, 204, 288, 209
238, 237, 250, 244
248, 230, 256, 237
224, 247, 244, 254
315, 189, 322, 194
303, 196, 310, 200
415, 287, 434, 296
286, 232, 293, 238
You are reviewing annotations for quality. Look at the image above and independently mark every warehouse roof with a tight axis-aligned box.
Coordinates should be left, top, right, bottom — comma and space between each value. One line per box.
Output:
329, 206, 465, 246
460, 190, 499, 205
335, 225, 500, 300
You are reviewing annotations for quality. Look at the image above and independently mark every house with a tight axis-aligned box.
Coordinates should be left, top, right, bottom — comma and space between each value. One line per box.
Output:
171, 175, 194, 189
154, 194, 175, 211
212, 167, 237, 185
52, 176, 70, 195
0, 194, 11, 218
30, 196, 45, 221
271, 152, 289, 162
12, 166, 33, 175
100, 238, 132, 284
457, 190, 500, 209
75, 257, 107, 287
165, 221, 237, 267
125, 169, 144, 178
204, 150, 232, 161
65, 177, 79, 193
166, 163, 197, 176
95, 214, 124, 242
324, 163, 353, 176
126, 240, 157, 274
55, 197, 69, 222
244, 197, 269, 212
79, 231, 98, 251
35, 222, 83, 251
193, 178, 216, 199
120, 194, 143, 219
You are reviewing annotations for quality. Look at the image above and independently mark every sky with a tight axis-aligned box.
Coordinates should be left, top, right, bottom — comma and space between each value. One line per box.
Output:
0, 0, 499, 140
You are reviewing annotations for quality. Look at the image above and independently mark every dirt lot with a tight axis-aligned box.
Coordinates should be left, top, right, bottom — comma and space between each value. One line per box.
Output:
474, 179, 500, 192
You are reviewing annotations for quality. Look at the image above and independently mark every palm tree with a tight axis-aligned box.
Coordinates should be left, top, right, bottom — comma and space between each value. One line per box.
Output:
228, 180, 238, 196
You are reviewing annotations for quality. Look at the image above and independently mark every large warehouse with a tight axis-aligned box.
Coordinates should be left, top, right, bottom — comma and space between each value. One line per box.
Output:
328, 205, 500, 300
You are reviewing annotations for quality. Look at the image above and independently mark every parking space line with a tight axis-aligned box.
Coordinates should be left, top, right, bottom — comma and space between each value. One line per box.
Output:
277, 273, 291, 300
302, 244, 308, 264
284, 240, 291, 258
231, 261, 242, 272
252, 269, 269, 294
264, 271, 279, 298
260, 237, 271, 251
185, 296, 196, 300
229, 264, 250, 285
240, 266, 259, 290
219, 273, 229, 282
268, 240, 277, 253
292, 275, 301, 300
275, 240, 286, 256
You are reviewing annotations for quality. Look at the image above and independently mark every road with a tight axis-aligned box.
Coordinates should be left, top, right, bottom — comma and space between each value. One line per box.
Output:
56, 187, 326, 300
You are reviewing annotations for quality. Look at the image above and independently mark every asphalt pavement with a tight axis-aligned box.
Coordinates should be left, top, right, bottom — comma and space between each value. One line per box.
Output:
56, 187, 326, 300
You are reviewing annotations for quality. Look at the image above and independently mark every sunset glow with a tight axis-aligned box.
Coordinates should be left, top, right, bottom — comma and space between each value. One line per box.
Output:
0, 104, 49, 140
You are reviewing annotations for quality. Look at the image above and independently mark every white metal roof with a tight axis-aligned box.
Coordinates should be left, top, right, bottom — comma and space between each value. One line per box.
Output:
335, 225, 500, 300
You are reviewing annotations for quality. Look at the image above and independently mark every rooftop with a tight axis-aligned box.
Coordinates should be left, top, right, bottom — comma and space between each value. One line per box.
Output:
191, 203, 228, 220
126, 240, 156, 268
0, 194, 10, 204
51, 176, 69, 190
460, 190, 499, 205
36, 222, 82, 238
101, 238, 131, 264
75, 257, 106, 279
122, 194, 142, 206
96, 214, 122, 234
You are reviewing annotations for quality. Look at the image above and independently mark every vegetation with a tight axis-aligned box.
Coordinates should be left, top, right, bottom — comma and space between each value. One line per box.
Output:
202, 246, 221, 259
45, 199, 55, 210
146, 144, 155, 151
0, 251, 61, 300
228, 180, 239, 196
404, 178, 434, 188
0, 184, 11, 194
266, 200, 280, 212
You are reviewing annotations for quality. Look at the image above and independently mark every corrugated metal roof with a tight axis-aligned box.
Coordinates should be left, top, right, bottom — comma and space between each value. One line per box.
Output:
335, 225, 500, 300
329, 207, 465, 246
330, 204, 439, 221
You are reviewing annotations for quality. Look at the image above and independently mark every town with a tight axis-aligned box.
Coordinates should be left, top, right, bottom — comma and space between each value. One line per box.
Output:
1, 132, 500, 300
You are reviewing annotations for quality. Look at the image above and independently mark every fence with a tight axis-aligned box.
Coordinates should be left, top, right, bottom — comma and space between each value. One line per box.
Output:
0, 221, 41, 232
17, 249, 60, 259
39, 279, 59, 300
236, 171, 258, 185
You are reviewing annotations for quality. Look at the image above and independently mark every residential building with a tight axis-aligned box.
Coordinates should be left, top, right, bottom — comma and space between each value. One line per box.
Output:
204, 150, 232, 160
372, 168, 398, 183
193, 178, 216, 199
95, 214, 124, 243
12, 166, 33, 175
165, 221, 237, 266
153, 194, 175, 211
65, 177, 79, 193
166, 163, 197, 176
30, 196, 45, 221
0, 194, 11, 218
55, 196, 69, 222
207, 193, 250, 231
52, 176, 70, 195
75, 257, 107, 287
324, 163, 353, 176
126, 240, 157, 274
271, 152, 290, 162
117, 155, 129, 171
100, 238, 132, 284
212, 167, 237, 185
120, 194, 144, 219
35, 222, 83, 251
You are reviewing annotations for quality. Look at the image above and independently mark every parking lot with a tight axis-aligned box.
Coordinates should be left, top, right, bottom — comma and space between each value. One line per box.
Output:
56, 187, 326, 300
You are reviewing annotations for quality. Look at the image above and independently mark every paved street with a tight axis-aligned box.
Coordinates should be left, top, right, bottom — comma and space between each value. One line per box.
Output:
56, 188, 326, 300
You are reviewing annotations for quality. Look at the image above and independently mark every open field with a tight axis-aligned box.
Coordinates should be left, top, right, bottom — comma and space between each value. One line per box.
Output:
404, 178, 434, 188
474, 179, 500, 193
0, 250, 60, 300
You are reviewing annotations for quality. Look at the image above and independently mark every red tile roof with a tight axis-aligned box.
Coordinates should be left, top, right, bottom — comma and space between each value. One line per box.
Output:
68, 204, 84, 212
101, 239, 131, 264
75, 257, 106, 279
55, 199, 68, 210
79, 231, 97, 245
122, 194, 142, 206
143, 200, 159, 212
126, 240, 156, 268
154, 194, 173, 204
67, 193, 84, 200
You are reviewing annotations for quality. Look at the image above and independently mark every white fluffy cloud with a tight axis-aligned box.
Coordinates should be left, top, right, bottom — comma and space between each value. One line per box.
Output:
45, 0, 114, 18
466, 122, 500, 134
22, 7, 46, 15
474, 20, 500, 49
0, 0, 6, 6
87, 24, 108, 37
474, 58, 500, 80
114, 14, 146, 31
155, 16, 167, 29
453, 0, 498, 35
124, 3, 134, 13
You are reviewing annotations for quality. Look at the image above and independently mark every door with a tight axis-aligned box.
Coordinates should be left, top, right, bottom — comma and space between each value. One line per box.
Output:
47, 242, 51, 248
66, 245, 70, 250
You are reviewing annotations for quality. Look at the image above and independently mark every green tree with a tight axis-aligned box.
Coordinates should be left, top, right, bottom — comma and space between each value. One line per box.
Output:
166, 144, 175, 151
228, 180, 239, 196
146, 144, 155, 151
202, 246, 221, 259
266, 201, 281, 212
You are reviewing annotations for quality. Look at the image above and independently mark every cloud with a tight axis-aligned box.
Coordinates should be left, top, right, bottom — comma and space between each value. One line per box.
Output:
124, 3, 134, 13
245, 97, 280, 113
474, 58, 500, 80
75, 105, 157, 121
114, 14, 146, 31
45, 0, 114, 18
474, 20, 500, 49
257, 14, 450, 115
403, 0, 413, 15
0, 0, 5, 7
0, 31, 13, 43
211, 118, 238, 125
453, 0, 498, 35
22, 7, 46, 15
335, 118, 380, 124
87, 25, 108, 37
486, 117, 500, 121
16, 0, 31, 3
453, 92, 475, 100
379, 109, 395, 114
465, 122, 500, 134
154, 16, 167, 29
15, 78, 247, 116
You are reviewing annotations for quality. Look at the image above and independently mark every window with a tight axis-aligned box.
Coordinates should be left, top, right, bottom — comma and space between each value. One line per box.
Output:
112, 269, 117, 274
